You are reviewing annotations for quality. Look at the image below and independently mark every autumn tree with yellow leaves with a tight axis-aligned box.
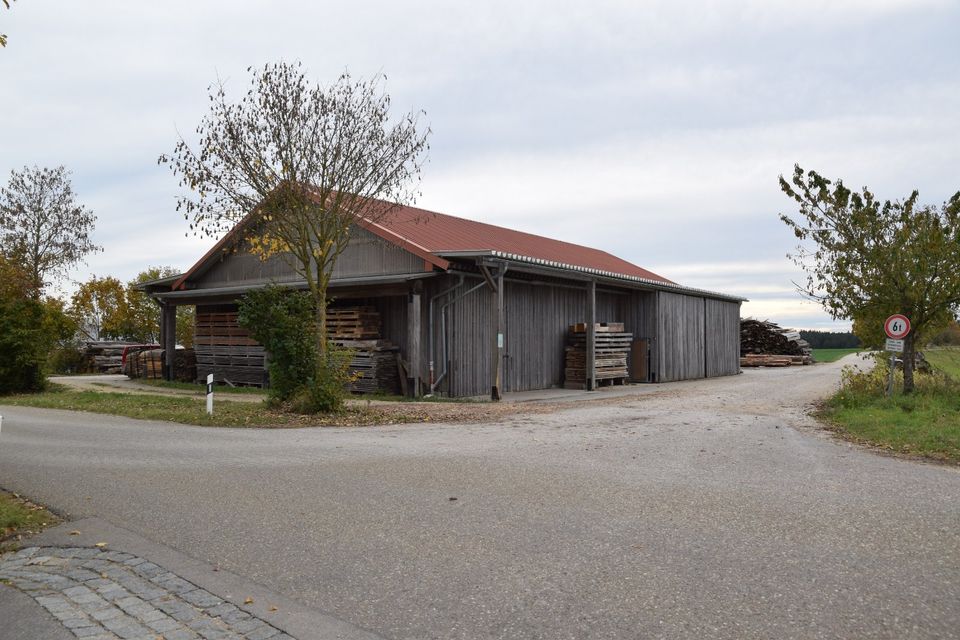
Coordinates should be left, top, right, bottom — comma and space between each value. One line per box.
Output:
159, 62, 429, 410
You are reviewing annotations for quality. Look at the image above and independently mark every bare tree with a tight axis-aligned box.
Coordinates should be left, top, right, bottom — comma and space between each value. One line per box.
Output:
0, 165, 100, 298
1, 0, 15, 48
159, 62, 430, 353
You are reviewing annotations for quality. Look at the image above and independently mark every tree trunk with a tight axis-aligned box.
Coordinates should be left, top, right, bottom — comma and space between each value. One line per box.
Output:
314, 266, 330, 359
316, 299, 327, 357
902, 332, 915, 394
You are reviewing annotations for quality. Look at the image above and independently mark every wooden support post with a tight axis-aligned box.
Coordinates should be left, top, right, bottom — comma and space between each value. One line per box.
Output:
162, 303, 176, 381
407, 291, 422, 398
491, 268, 505, 401
587, 280, 596, 391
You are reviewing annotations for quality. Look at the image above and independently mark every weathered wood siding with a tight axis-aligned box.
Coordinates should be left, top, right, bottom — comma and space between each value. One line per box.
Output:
622, 290, 657, 382
194, 225, 425, 289
437, 277, 626, 397
704, 298, 741, 377
656, 291, 706, 382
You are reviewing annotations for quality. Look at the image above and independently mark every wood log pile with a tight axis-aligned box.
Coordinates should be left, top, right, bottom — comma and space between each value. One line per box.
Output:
740, 354, 812, 368
564, 322, 633, 390
84, 341, 137, 374
740, 318, 814, 367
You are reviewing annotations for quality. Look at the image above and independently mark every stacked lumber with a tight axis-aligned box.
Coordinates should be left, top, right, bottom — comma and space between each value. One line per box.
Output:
85, 341, 137, 374
740, 354, 812, 368
327, 307, 381, 339
194, 310, 266, 386
740, 319, 813, 357
125, 348, 197, 381
564, 323, 633, 390
334, 339, 400, 394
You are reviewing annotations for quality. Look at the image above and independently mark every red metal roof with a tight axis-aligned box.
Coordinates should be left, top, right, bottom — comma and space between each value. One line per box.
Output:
364, 203, 675, 285
174, 196, 676, 289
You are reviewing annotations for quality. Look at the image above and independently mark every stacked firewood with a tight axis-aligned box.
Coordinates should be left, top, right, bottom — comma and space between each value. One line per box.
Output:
740, 319, 813, 357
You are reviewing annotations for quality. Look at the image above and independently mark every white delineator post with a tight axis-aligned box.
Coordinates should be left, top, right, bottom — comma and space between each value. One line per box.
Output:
206, 374, 214, 415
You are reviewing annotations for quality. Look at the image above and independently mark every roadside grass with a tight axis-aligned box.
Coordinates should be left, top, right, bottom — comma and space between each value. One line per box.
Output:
819, 357, 960, 464
813, 348, 861, 363
1, 490, 60, 552
0, 386, 428, 428
136, 379, 266, 395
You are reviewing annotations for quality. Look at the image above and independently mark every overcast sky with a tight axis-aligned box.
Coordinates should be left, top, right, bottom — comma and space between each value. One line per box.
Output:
3, 1, 958, 330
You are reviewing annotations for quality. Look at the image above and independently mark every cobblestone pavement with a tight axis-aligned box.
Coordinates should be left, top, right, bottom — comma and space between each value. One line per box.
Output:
0, 546, 294, 640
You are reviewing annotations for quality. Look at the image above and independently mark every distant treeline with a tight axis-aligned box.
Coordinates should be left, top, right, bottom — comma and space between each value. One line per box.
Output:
799, 330, 861, 349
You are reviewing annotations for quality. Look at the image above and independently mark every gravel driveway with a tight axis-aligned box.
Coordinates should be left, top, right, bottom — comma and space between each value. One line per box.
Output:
2, 355, 958, 639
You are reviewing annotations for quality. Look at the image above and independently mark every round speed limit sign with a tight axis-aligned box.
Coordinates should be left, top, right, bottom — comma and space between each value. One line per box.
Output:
884, 314, 911, 340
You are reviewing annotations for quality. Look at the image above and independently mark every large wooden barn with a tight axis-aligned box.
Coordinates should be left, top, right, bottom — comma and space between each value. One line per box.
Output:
144, 201, 744, 398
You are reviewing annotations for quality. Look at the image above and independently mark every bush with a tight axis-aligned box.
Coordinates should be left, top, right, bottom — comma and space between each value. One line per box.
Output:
237, 286, 351, 413
289, 343, 354, 413
238, 286, 317, 404
0, 296, 49, 393
47, 345, 87, 374
832, 353, 957, 410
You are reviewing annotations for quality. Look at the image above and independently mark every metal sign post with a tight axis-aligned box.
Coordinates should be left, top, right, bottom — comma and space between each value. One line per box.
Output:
206, 374, 214, 415
883, 314, 911, 397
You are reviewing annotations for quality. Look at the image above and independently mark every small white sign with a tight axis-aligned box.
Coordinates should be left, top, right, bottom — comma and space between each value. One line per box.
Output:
497, 333, 504, 349
206, 373, 214, 415
885, 338, 904, 352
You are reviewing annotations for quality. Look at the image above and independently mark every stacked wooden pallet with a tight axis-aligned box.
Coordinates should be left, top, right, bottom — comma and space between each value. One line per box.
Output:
194, 310, 266, 386
563, 323, 633, 390
334, 339, 400, 394
740, 354, 812, 368
327, 307, 381, 339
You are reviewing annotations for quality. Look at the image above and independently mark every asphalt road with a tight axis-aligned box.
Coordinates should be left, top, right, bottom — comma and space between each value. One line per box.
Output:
2, 356, 958, 639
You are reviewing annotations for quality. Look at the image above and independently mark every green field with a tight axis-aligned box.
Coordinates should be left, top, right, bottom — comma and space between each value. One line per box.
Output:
813, 348, 862, 363
925, 348, 960, 379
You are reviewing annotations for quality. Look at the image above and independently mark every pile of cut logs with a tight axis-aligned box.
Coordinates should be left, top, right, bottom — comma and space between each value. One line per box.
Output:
84, 341, 134, 374
328, 306, 400, 394
564, 322, 633, 389
740, 318, 813, 367
740, 354, 812, 368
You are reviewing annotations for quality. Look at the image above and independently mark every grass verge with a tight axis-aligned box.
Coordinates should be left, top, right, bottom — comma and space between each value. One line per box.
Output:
0, 386, 428, 428
136, 379, 266, 395
818, 356, 960, 464
812, 348, 861, 363
1, 490, 60, 552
